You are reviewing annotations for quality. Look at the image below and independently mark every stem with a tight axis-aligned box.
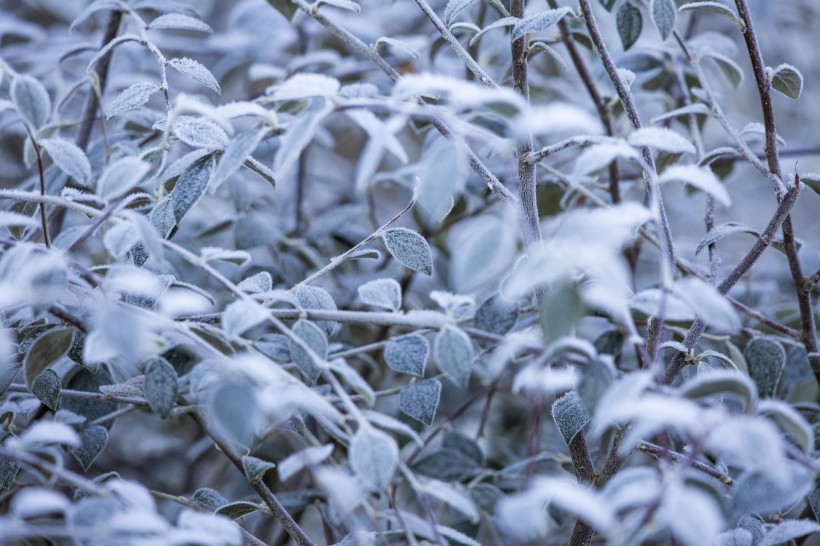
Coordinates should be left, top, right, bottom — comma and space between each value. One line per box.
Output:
412, 0, 498, 88
30, 138, 51, 248
638, 441, 732, 484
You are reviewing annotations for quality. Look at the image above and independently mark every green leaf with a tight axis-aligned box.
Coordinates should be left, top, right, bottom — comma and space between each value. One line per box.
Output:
265, 0, 298, 21
399, 378, 441, 426
32, 369, 61, 410
172, 153, 216, 223
382, 228, 433, 276
71, 425, 109, 471
434, 326, 474, 389
540, 282, 584, 345
650, 0, 676, 40
770, 63, 803, 100
144, 357, 179, 418
216, 501, 262, 520
617, 1, 643, 51
552, 392, 590, 444
384, 334, 429, 376
743, 338, 785, 398
24, 327, 74, 388
242, 455, 276, 483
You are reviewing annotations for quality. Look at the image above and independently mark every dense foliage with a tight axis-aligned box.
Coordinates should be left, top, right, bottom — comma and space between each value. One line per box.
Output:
0, 0, 818, 544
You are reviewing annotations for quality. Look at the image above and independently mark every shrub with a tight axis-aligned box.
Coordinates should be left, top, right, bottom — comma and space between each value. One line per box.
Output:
0, 1, 818, 545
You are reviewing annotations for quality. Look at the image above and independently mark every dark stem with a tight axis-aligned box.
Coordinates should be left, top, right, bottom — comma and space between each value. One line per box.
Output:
568, 432, 595, 484
638, 441, 732, 484
733, 0, 820, 383
32, 139, 51, 248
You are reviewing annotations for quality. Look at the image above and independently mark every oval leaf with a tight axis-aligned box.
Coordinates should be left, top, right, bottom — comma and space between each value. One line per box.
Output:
650, 0, 676, 40
167, 57, 221, 94
358, 278, 402, 311
382, 228, 433, 276
617, 2, 643, 51
384, 334, 429, 376
350, 426, 398, 491
144, 357, 179, 418
743, 338, 785, 398
552, 391, 590, 444
11, 75, 51, 129
106, 82, 159, 119
434, 326, 474, 389
40, 138, 91, 186
172, 153, 216, 223
511, 8, 572, 41
771, 63, 803, 100
399, 378, 441, 426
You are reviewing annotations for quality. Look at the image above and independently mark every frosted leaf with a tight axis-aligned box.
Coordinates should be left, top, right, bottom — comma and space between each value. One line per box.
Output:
399, 378, 441, 425
758, 520, 820, 546
714, 529, 753, 546
650, 0, 676, 40
417, 480, 479, 523
350, 426, 398, 491
449, 213, 516, 292
757, 399, 814, 452
374, 37, 420, 59
255, 333, 291, 363
11, 74, 50, 129
148, 13, 212, 33
24, 327, 73, 388
223, 298, 268, 339
695, 222, 758, 255
32, 369, 60, 410
384, 334, 429, 376
520, 103, 602, 136
18, 421, 80, 448
70, 0, 120, 33
316, 0, 360, 11
678, 2, 741, 27
172, 153, 216, 223
290, 320, 327, 383
315, 466, 367, 516
651, 103, 711, 124
743, 338, 785, 398
103, 220, 141, 259
176, 510, 242, 546
617, 1, 643, 50
658, 164, 731, 206
577, 357, 615, 414
173, 115, 229, 149
679, 369, 757, 411
71, 425, 109, 471
0, 211, 37, 229
144, 357, 178, 418
362, 409, 423, 446
657, 481, 723, 546
167, 57, 221, 94
11, 488, 70, 519
270, 73, 340, 101
97, 157, 151, 200
733, 467, 814, 515
274, 106, 330, 177
358, 278, 401, 311
474, 294, 518, 336
392, 73, 525, 111
382, 228, 433, 276
628, 127, 695, 154
630, 288, 695, 322
434, 326, 474, 389
469, 16, 518, 47
212, 128, 267, 190
445, 0, 478, 25
106, 82, 159, 119
293, 285, 339, 336
242, 455, 275, 483
552, 391, 590, 444
511, 8, 572, 41
771, 63, 803, 100
417, 137, 465, 222
572, 141, 640, 178
40, 138, 91, 185
704, 50, 744, 88
237, 272, 272, 294
513, 364, 577, 396
672, 277, 740, 333
278, 444, 334, 482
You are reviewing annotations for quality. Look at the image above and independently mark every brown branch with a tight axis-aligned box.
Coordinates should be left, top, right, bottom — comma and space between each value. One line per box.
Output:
638, 441, 733, 485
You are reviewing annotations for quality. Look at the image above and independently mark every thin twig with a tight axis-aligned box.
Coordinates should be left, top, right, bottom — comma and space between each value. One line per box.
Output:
638, 441, 733, 484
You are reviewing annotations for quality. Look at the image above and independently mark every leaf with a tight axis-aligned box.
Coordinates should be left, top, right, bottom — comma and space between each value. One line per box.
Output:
11, 74, 51, 129
658, 164, 731, 206
173, 115, 229, 149
40, 138, 91, 185
770, 63, 803, 100
192, 488, 229, 510
144, 357, 179, 418
32, 369, 61, 410
270, 73, 340, 101
695, 222, 758, 255
650, 0, 676, 40
628, 127, 695, 154
704, 51, 744, 88
540, 282, 585, 345
24, 328, 74, 388
278, 444, 334, 482
757, 399, 814, 452
265, 0, 298, 20
678, 2, 741, 27
714, 529, 753, 546
384, 334, 429, 376
172, 153, 216, 223
0, 450, 21, 489
434, 327, 474, 389
103, 220, 141, 259
212, 128, 267, 189
417, 137, 465, 223
237, 272, 272, 294
61, 369, 118, 426
474, 294, 519, 336
149, 197, 177, 239
358, 278, 402, 311
0, 211, 38, 229
758, 520, 820, 546
399, 378, 441, 425
382, 228, 433, 276
274, 107, 329, 177
216, 501, 262, 520
417, 479, 479, 523
672, 277, 740, 333
97, 157, 151, 200
293, 285, 339, 336
71, 425, 108, 471
469, 16, 518, 47
445, 0, 478, 25
242, 455, 276, 483
680, 370, 757, 411
167, 57, 221, 94
412, 448, 482, 482
315, 0, 360, 12
223, 299, 268, 339
511, 8, 572, 41
19, 421, 80, 448
743, 338, 785, 398
148, 13, 212, 32
106, 82, 159, 119
617, 2, 643, 51
350, 426, 399, 491
552, 391, 590, 444
290, 320, 327, 383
